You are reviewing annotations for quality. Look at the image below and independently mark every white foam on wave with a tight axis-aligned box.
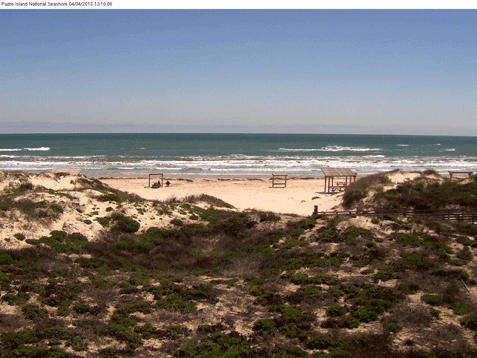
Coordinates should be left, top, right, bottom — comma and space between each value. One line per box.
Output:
24, 147, 51, 151
279, 146, 381, 152
2, 151, 477, 176
0, 148, 22, 152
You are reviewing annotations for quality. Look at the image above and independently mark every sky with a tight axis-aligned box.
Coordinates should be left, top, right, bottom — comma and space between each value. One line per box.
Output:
1, 9, 477, 135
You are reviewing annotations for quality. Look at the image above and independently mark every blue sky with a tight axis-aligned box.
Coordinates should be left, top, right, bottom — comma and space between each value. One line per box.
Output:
1, 10, 476, 134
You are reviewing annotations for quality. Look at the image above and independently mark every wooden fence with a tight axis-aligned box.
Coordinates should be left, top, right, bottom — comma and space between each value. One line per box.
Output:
313, 207, 477, 224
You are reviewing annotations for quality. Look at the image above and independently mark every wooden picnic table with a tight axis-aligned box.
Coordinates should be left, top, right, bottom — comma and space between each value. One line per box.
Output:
448, 171, 473, 179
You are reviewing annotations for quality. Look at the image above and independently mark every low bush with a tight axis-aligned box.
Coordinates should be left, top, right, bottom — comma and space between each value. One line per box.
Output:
259, 212, 281, 223
343, 171, 393, 208
460, 312, 477, 330
110, 213, 140, 233
253, 319, 277, 336
398, 282, 420, 295
101, 323, 142, 349
327, 305, 348, 317
421, 294, 442, 306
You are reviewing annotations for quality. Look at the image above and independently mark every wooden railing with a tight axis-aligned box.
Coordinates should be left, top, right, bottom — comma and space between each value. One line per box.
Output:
313, 208, 477, 224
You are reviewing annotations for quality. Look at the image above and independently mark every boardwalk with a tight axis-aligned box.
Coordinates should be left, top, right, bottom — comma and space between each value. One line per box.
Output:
315, 208, 477, 224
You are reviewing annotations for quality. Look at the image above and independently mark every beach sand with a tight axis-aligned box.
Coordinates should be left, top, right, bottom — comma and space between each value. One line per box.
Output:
100, 175, 345, 216
0, 170, 421, 250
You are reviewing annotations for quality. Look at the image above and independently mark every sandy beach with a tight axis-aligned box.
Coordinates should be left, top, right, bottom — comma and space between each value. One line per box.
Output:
100, 175, 345, 216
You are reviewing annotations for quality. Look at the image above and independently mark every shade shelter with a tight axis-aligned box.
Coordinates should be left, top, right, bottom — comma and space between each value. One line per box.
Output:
148, 173, 164, 188
321, 168, 357, 193
271, 173, 287, 188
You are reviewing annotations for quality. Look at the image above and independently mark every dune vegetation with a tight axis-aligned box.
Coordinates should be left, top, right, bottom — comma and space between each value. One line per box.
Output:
1, 171, 477, 357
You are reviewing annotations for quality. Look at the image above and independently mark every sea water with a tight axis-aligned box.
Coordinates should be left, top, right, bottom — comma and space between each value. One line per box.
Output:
0, 133, 476, 177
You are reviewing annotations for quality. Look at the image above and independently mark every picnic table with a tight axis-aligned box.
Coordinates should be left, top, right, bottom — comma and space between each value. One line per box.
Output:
448, 171, 473, 179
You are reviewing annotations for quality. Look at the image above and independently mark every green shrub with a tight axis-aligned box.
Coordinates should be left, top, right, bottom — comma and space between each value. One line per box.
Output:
343, 187, 369, 209
398, 282, 420, 295
271, 345, 307, 357
1, 329, 41, 349
2, 292, 30, 305
305, 335, 332, 349
96, 216, 111, 227
343, 172, 392, 208
326, 305, 348, 317
460, 312, 477, 330
253, 319, 277, 336
288, 285, 325, 303
171, 218, 184, 226
14, 233, 25, 241
351, 307, 379, 323
385, 321, 402, 332
101, 323, 142, 349
445, 283, 460, 295
371, 217, 380, 224
343, 226, 376, 242
98, 193, 125, 203
50, 203, 64, 213
391, 232, 421, 246
74, 302, 93, 314
457, 246, 473, 262
21, 304, 48, 320
421, 294, 442, 306
451, 301, 469, 315
259, 212, 281, 222
38, 231, 87, 254
432, 268, 469, 281
17, 182, 34, 192
0, 251, 14, 265
111, 213, 140, 233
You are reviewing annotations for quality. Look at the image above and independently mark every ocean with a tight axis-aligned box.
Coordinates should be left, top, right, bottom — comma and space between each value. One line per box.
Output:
0, 133, 476, 177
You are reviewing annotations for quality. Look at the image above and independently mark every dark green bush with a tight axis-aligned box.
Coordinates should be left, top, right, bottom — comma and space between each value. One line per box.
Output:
171, 218, 184, 226
451, 301, 469, 315
111, 213, 140, 233
390, 232, 421, 246
0, 251, 14, 265
445, 283, 460, 295
101, 323, 142, 349
259, 212, 281, 222
421, 294, 442, 306
460, 312, 477, 330
49, 203, 64, 213
98, 193, 125, 203
96, 216, 111, 227
74, 302, 93, 314
253, 319, 277, 336
14, 233, 26, 241
327, 305, 348, 317
21, 304, 48, 320
398, 282, 420, 295
343, 172, 393, 208
2, 292, 30, 305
